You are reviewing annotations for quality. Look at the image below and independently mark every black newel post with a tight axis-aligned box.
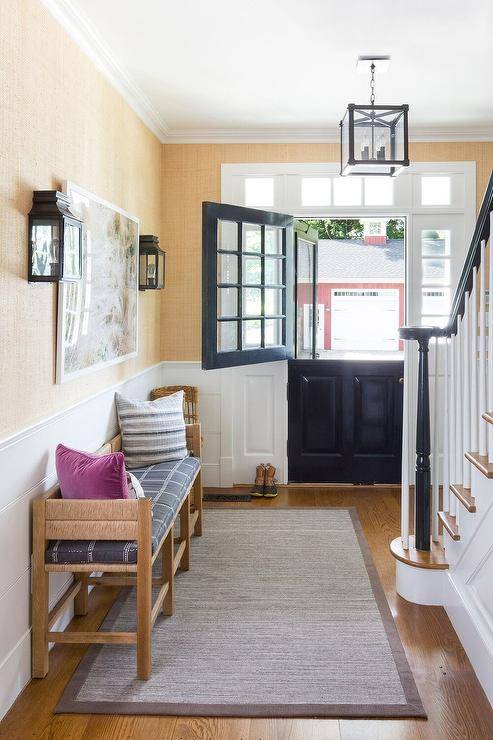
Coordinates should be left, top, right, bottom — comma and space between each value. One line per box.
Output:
399, 327, 443, 552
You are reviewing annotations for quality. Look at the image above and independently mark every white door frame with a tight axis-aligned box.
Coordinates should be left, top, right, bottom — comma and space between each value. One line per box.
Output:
220, 162, 476, 484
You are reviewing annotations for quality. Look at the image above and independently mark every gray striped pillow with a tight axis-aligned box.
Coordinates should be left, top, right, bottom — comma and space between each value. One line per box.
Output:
115, 391, 188, 469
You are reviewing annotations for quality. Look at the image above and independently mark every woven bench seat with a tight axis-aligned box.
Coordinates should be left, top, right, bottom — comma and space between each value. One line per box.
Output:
45, 456, 200, 565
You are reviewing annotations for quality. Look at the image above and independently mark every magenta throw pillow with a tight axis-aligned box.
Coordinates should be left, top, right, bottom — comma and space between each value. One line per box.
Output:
55, 444, 130, 500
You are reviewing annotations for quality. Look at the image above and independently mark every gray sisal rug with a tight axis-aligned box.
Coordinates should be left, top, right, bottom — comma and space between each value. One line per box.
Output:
57, 508, 425, 718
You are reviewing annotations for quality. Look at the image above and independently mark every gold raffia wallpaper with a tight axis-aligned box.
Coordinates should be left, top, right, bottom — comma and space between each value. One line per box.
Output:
2, 0, 493, 439
161, 142, 493, 360
0, 0, 163, 438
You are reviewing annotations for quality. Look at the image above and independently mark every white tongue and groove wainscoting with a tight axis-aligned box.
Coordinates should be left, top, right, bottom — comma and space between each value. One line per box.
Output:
0, 362, 164, 720
161, 361, 288, 488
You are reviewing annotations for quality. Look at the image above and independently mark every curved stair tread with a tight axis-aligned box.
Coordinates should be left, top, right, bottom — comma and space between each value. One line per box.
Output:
390, 535, 449, 569
438, 511, 460, 540
450, 483, 476, 512
482, 411, 493, 425
465, 451, 493, 478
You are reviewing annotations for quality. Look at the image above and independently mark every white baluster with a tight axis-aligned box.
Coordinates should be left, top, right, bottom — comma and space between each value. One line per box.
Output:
479, 240, 487, 456
432, 337, 440, 541
470, 267, 478, 454
401, 341, 409, 550
449, 333, 456, 513
463, 294, 471, 488
443, 337, 450, 514
455, 316, 463, 499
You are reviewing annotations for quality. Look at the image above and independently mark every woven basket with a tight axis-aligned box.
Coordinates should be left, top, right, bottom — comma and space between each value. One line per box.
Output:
150, 385, 199, 424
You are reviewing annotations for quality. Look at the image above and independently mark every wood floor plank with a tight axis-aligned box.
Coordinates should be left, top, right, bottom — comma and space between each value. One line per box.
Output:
1, 487, 492, 740
172, 717, 250, 740
248, 718, 341, 740
81, 715, 177, 740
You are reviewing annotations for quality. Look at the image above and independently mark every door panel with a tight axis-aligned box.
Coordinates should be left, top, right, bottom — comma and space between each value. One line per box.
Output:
301, 375, 343, 454
288, 359, 403, 483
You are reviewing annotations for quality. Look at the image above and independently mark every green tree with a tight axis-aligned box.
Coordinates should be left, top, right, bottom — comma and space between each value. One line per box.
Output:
307, 219, 363, 240
386, 219, 405, 239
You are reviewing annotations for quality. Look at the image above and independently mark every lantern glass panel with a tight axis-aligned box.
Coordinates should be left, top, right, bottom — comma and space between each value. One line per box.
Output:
341, 112, 350, 170
63, 221, 82, 280
353, 110, 392, 162
30, 219, 60, 278
157, 251, 165, 288
139, 253, 148, 289
146, 253, 158, 288
393, 112, 405, 161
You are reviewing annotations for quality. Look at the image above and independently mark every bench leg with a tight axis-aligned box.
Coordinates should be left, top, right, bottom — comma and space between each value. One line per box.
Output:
32, 572, 49, 678
179, 494, 191, 571
74, 574, 89, 616
32, 499, 49, 678
162, 526, 174, 616
137, 501, 152, 680
193, 470, 203, 537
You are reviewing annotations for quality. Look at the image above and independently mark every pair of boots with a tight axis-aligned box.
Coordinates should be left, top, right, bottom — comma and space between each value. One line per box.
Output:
251, 464, 278, 498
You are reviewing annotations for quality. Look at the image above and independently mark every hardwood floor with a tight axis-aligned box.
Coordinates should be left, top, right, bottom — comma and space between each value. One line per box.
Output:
1, 487, 493, 740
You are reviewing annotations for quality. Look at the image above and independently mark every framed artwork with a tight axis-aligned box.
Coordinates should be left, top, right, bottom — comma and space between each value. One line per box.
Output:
56, 182, 139, 383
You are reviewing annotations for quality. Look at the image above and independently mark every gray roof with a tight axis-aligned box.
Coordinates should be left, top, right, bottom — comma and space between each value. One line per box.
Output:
299, 239, 405, 282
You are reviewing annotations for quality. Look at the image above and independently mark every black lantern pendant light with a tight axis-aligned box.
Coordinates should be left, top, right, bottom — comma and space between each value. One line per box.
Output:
139, 235, 166, 290
340, 57, 409, 177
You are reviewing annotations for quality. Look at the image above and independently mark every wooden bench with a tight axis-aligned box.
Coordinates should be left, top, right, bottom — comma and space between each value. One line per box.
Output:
32, 423, 203, 680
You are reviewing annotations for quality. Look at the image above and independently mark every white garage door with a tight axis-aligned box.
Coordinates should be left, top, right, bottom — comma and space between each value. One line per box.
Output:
331, 289, 400, 351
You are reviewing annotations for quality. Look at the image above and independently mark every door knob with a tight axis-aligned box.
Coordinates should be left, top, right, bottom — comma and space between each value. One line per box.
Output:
399, 377, 404, 384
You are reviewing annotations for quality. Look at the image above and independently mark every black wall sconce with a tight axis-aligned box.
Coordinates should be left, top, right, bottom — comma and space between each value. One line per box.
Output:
139, 235, 165, 290
28, 190, 83, 282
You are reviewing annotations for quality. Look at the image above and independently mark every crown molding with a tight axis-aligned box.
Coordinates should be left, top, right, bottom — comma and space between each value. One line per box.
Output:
40, 0, 169, 142
165, 126, 493, 144
40, 1, 493, 147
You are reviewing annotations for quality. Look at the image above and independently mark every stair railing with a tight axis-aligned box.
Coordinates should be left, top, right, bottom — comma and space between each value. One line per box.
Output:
400, 172, 493, 552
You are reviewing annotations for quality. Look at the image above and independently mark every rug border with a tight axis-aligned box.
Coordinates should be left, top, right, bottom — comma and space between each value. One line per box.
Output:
55, 507, 426, 719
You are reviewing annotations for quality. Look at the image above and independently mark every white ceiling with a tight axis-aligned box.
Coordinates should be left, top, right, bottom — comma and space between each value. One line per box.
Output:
46, 0, 493, 142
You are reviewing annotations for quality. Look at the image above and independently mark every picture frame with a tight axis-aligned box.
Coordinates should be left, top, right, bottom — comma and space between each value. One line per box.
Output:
56, 182, 139, 383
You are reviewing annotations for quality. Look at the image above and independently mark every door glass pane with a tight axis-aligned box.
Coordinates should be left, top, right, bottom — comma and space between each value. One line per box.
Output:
301, 178, 331, 206
243, 287, 262, 316
422, 258, 450, 285
217, 288, 238, 317
218, 220, 238, 251
243, 256, 261, 284
421, 229, 450, 256
243, 319, 261, 348
296, 238, 315, 359
217, 253, 238, 284
242, 223, 261, 253
422, 288, 450, 315
245, 178, 274, 208
265, 318, 282, 346
265, 288, 282, 316
265, 226, 282, 254
217, 321, 237, 351
265, 257, 282, 285
421, 315, 448, 328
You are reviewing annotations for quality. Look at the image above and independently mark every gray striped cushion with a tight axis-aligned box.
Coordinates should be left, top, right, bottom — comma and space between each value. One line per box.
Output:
115, 391, 188, 469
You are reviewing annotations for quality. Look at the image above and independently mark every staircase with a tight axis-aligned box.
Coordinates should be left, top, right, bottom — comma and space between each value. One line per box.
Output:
390, 172, 493, 706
